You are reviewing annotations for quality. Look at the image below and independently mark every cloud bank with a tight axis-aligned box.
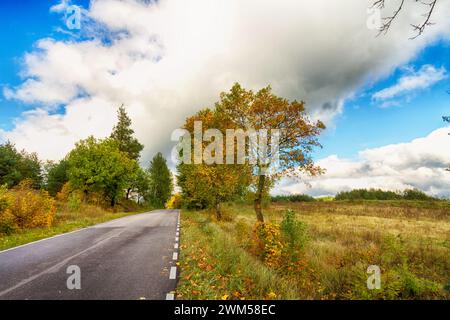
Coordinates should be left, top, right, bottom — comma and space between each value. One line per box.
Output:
2, 0, 450, 196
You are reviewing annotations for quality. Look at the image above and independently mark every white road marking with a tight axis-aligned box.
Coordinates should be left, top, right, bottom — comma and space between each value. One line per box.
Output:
176, 232, 179, 236
174, 243, 178, 249
166, 293, 175, 300
173, 252, 178, 260
175, 237, 179, 242
169, 267, 177, 279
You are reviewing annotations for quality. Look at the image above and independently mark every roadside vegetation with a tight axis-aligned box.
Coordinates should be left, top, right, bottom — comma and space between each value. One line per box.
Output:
177, 200, 450, 300
0, 105, 173, 250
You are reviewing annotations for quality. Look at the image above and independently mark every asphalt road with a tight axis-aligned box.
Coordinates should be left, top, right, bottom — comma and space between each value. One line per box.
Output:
0, 210, 180, 300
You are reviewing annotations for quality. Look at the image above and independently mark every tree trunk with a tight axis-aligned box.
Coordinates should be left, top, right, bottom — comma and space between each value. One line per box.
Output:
215, 202, 222, 221
254, 173, 265, 223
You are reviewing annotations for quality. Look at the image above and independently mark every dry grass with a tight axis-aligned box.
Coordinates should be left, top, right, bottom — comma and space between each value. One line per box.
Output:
177, 201, 450, 300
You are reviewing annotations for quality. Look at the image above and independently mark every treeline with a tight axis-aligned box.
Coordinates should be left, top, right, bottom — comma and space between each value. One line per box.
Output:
335, 188, 439, 201
271, 189, 441, 203
1, 105, 173, 234
271, 194, 316, 202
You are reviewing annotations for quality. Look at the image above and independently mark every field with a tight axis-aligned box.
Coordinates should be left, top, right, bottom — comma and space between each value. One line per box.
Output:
176, 200, 450, 300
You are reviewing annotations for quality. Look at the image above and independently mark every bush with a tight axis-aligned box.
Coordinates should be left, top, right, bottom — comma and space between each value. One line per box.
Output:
252, 222, 284, 268
280, 210, 308, 272
3, 180, 56, 229
335, 188, 439, 201
280, 210, 308, 250
67, 192, 82, 212
166, 193, 182, 209
0, 185, 15, 235
402, 189, 435, 201
271, 194, 316, 203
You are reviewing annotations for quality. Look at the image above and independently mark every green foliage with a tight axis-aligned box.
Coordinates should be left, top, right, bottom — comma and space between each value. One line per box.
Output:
67, 136, 140, 207
335, 188, 439, 201
110, 105, 144, 161
147, 152, 173, 208
45, 159, 69, 196
271, 194, 316, 203
0, 142, 42, 188
67, 192, 82, 212
280, 210, 308, 251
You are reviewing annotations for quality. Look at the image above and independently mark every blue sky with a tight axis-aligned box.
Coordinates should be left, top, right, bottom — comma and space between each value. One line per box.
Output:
316, 40, 450, 160
0, 0, 449, 196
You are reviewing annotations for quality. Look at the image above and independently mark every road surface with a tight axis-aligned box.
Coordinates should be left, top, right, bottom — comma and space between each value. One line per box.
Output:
0, 210, 180, 300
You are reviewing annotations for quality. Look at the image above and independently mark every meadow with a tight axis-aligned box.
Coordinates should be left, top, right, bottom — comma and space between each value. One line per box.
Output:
176, 200, 450, 300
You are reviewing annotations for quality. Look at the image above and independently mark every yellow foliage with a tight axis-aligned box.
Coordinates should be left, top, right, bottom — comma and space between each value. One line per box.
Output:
2, 180, 56, 229
252, 222, 284, 268
166, 193, 182, 209
56, 182, 72, 201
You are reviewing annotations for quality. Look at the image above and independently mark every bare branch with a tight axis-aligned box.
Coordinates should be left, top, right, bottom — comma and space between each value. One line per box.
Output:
372, 0, 439, 39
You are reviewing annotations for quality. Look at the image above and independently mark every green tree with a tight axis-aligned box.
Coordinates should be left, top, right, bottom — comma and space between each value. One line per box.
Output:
148, 152, 173, 208
45, 159, 69, 196
110, 104, 144, 161
0, 142, 42, 188
67, 136, 139, 207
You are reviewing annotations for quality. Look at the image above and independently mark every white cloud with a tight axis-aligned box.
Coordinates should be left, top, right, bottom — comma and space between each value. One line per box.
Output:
2, 0, 450, 167
278, 127, 450, 198
372, 64, 447, 101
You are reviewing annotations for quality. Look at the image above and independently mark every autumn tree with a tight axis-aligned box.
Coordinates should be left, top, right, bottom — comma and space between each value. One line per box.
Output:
147, 152, 173, 208
177, 109, 252, 220
67, 136, 140, 207
216, 83, 325, 222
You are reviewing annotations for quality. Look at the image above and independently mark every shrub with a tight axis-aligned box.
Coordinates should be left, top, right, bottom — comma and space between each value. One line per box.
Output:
252, 222, 284, 268
280, 210, 308, 272
402, 189, 435, 201
67, 192, 82, 212
6, 180, 56, 229
166, 193, 182, 209
280, 210, 308, 250
335, 188, 439, 201
0, 185, 15, 235
271, 194, 316, 203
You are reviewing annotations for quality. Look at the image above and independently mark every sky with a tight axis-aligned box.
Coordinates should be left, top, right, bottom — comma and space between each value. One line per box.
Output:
0, 0, 449, 197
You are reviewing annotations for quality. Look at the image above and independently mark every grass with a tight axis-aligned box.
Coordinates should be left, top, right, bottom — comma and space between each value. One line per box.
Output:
177, 200, 450, 300
0, 202, 150, 251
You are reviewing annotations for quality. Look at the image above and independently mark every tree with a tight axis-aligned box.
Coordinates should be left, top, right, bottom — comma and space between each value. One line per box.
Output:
110, 104, 144, 161
216, 83, 325, 222
0, 142, 42, 188
67, 136, 139, 207
126, 167, 150, 204
176, 108, 252, 219
110, 104, 144, 199
45, 159, 69, 196
148, 152, 173, 208
372, 0, 439, 38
